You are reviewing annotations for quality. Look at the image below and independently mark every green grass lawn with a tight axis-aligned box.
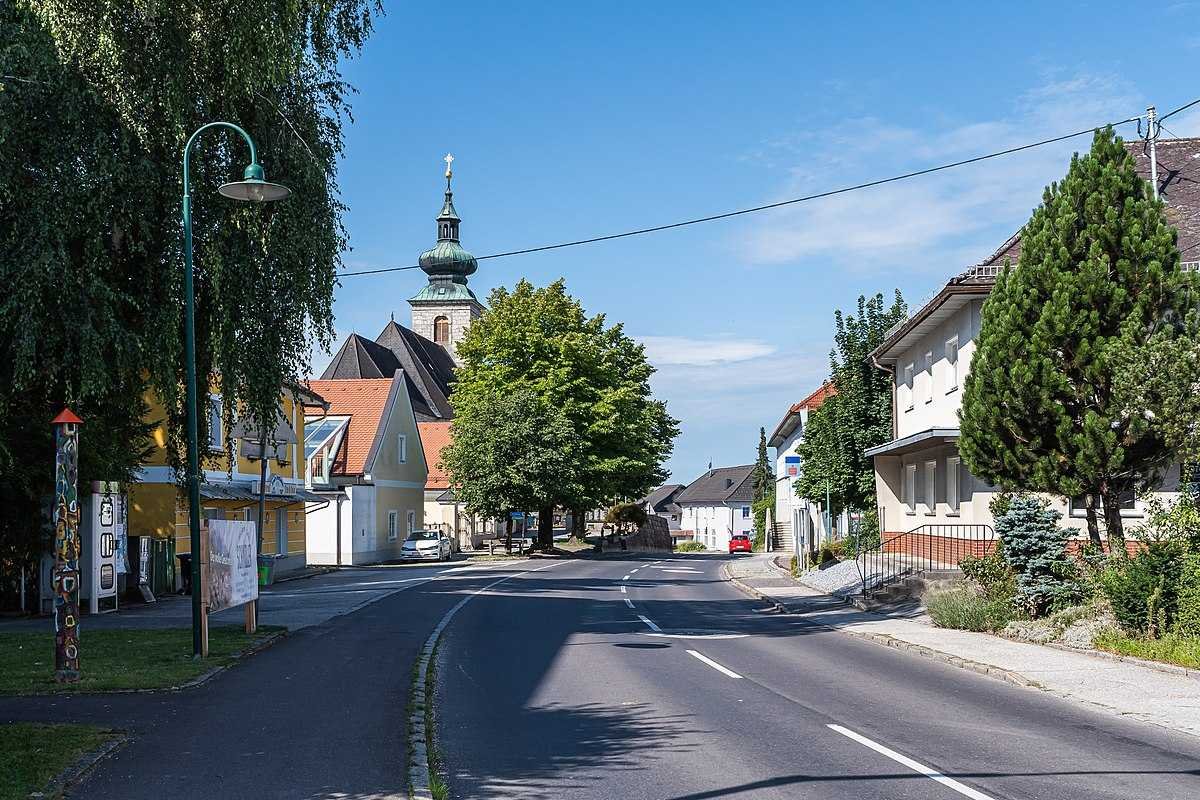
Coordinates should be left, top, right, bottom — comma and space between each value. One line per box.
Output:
1094, 631, 1200, 670
0, 722, 117, 800
0, 625, 284, 695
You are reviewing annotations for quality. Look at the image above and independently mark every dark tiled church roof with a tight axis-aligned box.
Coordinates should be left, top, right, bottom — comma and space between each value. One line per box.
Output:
320, 323, 454, 421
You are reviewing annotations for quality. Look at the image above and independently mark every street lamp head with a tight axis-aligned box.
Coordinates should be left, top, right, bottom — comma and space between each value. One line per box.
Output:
218, 162, 291, 203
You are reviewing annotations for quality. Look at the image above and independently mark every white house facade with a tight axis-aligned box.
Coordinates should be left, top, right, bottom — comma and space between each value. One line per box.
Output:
768, 383, 837, 554
675, 465, 755, 551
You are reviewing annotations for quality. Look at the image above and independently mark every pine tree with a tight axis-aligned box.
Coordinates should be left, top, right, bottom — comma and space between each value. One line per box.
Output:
960, 128, 1195, 546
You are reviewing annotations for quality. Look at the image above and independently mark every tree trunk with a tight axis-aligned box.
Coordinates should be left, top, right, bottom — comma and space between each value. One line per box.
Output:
538, 505, 555, 550
1098, 482, 1126, 549
572, 508, 585, 540
1083, 493, 1102, 547
505, 514, 513, 554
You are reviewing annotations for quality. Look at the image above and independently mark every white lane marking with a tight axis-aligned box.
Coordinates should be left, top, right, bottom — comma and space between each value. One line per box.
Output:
637, 614, 661, 632
620, 585, 627, 593
630, 568, 640, 574
827, 725, 997, 800
686, 649, 743, 679
641, 563, 652, 568
624, 598, 635, 608
656, 568, 701, 573
622, 574, 631, 581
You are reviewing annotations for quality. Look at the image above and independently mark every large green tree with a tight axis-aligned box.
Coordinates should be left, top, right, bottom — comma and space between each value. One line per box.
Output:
448, 279, 679, 548
0, 2, 376, 599
795, 292, 906, 516
960, 128, 1196, 545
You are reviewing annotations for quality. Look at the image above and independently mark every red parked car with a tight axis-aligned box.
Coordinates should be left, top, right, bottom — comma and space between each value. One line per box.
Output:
728, 534, 752, 554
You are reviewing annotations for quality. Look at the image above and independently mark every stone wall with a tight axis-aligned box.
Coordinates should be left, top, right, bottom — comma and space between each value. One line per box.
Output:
625, 514, 673, 552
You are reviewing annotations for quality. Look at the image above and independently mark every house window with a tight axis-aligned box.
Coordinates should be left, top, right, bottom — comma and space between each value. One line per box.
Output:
742, 506, 751, 518
924, 460, 937, 514
388, 510, 399, 541
903, 464, 917, 513
1069, 490, 1136, 516
407, 510, 416, 535
398, 434, 407, 464
208, 394, 223, 450
945, 337, 959, 393
924, 352, 933, 403
433, 316, 450, 345
276, 510, 288, 555
903, 364, 914, 411
946, 456, 960, 513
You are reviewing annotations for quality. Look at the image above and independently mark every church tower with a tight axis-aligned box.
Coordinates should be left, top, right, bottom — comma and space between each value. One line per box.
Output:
408, 154, 485, 360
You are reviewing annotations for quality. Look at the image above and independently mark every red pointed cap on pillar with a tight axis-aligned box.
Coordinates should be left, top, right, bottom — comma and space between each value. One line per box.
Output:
51, 408, 83, 426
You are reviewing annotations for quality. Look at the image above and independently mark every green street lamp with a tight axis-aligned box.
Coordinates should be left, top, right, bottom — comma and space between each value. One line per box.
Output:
182, 122, 290, 657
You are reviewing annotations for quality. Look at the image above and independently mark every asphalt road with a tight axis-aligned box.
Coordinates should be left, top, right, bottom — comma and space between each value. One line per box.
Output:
436, 553, 1200, 800
0, 558, 537, 800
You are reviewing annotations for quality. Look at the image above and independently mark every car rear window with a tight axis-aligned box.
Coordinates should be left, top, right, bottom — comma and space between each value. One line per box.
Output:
733, 535, 749, 540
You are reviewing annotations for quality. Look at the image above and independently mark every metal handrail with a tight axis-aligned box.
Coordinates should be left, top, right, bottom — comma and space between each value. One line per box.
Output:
855, 523, 996, 599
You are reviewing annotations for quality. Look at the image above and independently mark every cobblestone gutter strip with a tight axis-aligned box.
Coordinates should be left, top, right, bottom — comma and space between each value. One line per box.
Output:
408, 562, 563, 800
30, 730, 129, 800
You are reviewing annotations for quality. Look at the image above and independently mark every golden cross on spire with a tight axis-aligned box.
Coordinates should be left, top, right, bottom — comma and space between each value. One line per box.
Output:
443, 152, 454, 179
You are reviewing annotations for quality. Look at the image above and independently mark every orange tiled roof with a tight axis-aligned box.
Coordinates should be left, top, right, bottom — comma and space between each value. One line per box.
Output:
418, 421, 453, 490
305, 378, 394, 475
791, 381, 836, 412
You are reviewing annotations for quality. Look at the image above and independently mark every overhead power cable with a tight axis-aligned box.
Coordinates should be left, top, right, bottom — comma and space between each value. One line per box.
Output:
340, 105, 1193, 279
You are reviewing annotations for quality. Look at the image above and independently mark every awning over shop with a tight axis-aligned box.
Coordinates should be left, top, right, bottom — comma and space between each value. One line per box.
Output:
864, 427, 960, 458
199, 483, 327, 505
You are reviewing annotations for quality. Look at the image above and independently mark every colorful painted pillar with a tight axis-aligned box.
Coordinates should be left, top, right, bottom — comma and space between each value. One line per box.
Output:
51, 408, 83, 683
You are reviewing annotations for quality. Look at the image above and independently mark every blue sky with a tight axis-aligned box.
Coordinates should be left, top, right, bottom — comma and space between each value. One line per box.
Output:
320, 1, 1200, 483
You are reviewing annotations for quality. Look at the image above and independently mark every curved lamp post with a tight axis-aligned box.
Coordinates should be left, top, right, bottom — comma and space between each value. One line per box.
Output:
182, 122, 290, 657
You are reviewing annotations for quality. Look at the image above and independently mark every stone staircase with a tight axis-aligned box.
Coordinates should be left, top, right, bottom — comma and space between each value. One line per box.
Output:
850, 568, 962, 610
768, 520, 794, 552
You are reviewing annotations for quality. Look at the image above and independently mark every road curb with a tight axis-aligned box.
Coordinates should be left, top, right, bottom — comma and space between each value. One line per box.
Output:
721, 567, 1042, 689
841, 630, 1043, 688
29, 729, 129, 799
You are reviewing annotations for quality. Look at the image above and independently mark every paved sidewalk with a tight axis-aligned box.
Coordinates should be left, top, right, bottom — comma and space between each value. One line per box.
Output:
726, 553, 1200, 739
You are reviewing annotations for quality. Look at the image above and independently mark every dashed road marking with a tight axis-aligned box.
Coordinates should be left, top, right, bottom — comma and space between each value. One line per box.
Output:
622, 574, 631, 581
637, 614, 661, 632
624, 598, 635, 608
827, 724, 996, 800
620, 585, 627, 593
686, 649, 743, 679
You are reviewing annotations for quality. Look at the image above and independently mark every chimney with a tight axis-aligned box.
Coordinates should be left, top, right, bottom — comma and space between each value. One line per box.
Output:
725, 478, 733, 489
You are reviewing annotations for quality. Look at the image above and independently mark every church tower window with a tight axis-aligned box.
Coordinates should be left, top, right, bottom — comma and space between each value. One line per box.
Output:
433, 316, 450, 345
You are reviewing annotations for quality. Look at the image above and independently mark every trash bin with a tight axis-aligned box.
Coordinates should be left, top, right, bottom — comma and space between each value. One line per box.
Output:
176, 553, 193, 595
258, 555, 275, 587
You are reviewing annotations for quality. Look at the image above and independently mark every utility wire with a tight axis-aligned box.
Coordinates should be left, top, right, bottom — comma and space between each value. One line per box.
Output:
340, 111, 1154, 278
1159, 96, 1200, 124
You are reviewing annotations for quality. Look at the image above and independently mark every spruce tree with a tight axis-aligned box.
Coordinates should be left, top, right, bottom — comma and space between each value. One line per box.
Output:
960, 128, 1194, 546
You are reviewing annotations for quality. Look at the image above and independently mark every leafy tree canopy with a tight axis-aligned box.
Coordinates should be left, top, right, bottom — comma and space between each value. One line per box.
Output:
447, 279, 678, 536
795, 292, 906, 514
0, 2, 378, 580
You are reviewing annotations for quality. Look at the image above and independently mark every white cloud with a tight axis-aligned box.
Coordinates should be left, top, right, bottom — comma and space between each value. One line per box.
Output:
737, 72, 1146, 273
638, 335, 776, 367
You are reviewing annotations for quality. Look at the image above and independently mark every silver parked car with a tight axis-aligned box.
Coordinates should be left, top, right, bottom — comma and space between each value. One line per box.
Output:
400, 530, 453, 562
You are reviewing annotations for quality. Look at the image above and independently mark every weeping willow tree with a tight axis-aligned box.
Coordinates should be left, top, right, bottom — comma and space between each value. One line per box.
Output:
0, 2, 379, 597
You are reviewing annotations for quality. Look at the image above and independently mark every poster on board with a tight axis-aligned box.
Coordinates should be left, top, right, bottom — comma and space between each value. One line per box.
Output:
206, 519, 258, 613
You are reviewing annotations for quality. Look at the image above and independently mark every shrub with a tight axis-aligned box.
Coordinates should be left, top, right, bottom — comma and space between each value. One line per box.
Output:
789, 555, 799, 577
843, 508, 881, 555
1093, 629, 1200, 670
996, 495, 1081, 615
817, 544, 838, 564
675, 540, 706, 552
826, 540, 847, 560
927, 585, 1017, 632
958, 549, 1016, 602
1099, 542, 1184, 636
1177, 554, 1200, 636
1131, 494, 1200, 550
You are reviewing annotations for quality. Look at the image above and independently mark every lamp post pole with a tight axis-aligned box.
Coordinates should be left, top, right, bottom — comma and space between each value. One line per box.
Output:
182, 122, 290, 657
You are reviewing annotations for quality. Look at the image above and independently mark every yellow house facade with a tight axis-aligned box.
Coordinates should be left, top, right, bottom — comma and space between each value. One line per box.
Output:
126, 383, 326, 588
